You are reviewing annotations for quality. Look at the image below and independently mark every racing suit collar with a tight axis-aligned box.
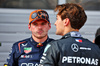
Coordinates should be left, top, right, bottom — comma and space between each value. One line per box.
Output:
30, 36, 50, 46
61, 31, 82, 39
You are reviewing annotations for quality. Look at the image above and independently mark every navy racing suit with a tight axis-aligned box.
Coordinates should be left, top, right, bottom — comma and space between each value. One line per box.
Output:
7, 36, 54, 66
40, 31, 100, 66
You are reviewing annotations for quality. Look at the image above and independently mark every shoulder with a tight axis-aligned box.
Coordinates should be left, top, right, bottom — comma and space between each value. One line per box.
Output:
47, 39, 63, 47
13, 38, 30, 47
43, 40, 58, 53
49, 37, 72, 45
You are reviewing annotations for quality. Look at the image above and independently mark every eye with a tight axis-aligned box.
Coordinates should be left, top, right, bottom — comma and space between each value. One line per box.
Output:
33, 23, 38, 26
41, 22, 46, 25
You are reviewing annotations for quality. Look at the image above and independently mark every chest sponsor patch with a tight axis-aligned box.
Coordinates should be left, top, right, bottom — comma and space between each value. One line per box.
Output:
71, 43, 79, 52
22, 43, 27, 47
75, 39, 82, 43
21, 55, 32, 58
24, 47, 32, 54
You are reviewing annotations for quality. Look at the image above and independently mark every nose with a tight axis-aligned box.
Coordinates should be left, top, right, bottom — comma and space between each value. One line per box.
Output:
54, 21, 57, 26
38, 25, 42, 29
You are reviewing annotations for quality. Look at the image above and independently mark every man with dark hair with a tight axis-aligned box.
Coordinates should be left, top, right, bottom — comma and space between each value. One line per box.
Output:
6, 9, 54, 66
40, 3, 100, 66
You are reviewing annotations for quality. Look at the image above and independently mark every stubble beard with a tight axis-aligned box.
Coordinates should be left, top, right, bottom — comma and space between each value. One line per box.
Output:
32, 31, 48, 39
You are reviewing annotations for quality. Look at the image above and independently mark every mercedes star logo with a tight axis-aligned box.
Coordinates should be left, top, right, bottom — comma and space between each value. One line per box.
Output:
71, 43, 79, 52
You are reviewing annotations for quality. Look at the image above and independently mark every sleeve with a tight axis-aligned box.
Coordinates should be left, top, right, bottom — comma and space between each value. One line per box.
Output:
40, 42, 59, 66
7, 43, 18, 66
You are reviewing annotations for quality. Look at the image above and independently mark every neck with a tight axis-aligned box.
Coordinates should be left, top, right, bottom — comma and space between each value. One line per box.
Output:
63, 27, 79, 36
32, 35, 48, 43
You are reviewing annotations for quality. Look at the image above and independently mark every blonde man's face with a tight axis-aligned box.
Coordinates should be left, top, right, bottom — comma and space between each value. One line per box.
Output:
28, 20, 51, 39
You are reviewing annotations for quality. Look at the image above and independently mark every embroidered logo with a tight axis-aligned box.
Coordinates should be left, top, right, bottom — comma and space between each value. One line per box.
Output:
22, 43, 27, 47
75, 39, 82, 43
24, 47, 32, 53
71, 43, 79, 52
37, 43, 43, 47
21, 55, 32, 58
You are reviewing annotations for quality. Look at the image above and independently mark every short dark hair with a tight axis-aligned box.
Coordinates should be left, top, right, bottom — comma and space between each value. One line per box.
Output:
95, 28, 100, 47
54, 3, 87, 29
95, 27, 100, 37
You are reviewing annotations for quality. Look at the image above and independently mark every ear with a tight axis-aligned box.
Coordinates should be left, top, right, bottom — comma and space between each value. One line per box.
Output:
48, 23, 51, 30
28, 24, 31, 31
64, 18, 70, 26
93, 39, 95, 43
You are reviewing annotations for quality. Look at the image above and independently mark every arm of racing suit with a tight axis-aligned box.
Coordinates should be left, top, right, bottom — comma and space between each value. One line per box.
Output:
40, 41, 59, 66
7, 43, 18, 66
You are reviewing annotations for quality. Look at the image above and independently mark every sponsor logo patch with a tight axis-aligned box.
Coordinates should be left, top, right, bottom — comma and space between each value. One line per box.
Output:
21, 55, 32, 58
24, 47, 32, 53
75, 39, 82, 43
22, 43, 27, 47
62, 56, 98, 65
71, 43, 79, 52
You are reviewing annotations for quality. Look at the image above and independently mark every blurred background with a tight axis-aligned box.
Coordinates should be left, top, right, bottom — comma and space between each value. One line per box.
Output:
0, 0, 100, 65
